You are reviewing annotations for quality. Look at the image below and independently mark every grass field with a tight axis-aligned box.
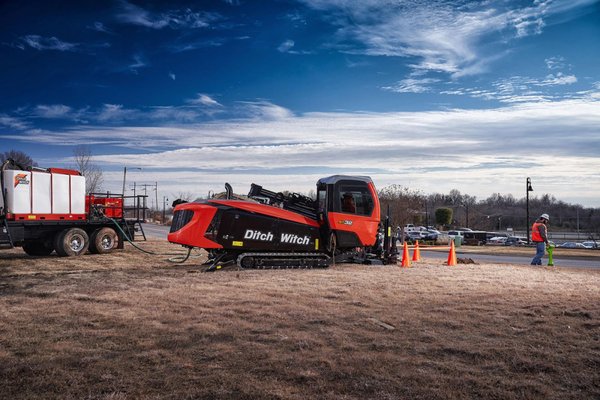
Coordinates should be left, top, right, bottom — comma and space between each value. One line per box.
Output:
1, 241, 599, 399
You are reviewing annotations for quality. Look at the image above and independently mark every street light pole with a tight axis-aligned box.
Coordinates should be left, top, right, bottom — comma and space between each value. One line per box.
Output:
526, 177, 533, 244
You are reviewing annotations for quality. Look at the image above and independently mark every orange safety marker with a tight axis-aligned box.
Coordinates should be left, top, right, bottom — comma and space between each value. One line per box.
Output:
412, 240, 421, 262
447, 240, 457, 266
401, 242, 411, 268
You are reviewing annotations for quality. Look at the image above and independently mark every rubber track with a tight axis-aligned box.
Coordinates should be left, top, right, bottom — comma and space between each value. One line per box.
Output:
236, 252, 330, 269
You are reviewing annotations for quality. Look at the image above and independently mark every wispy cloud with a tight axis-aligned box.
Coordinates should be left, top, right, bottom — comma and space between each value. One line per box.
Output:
88, 21, 113, 34
129, 54, 147, 74
186, 93, 222, 107
277, 39, 311, 54
168, 72, 176, 80
236, 101, 294, 120
116, 0, 221, 30
33, 104, 73, 119
278, 40, 295, 53
538, 73, 577, 86
382, 78, 440, 94
168, 39, 226, 53
442, 72, 579, 103
17, 35, 78, 51
300, 0, 596, 78
0, 114, 29, 130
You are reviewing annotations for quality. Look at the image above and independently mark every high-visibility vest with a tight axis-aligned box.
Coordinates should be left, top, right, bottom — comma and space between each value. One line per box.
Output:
531, 222, 545, 242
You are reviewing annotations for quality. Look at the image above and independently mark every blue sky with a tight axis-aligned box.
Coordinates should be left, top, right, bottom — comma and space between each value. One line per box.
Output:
1, 0, 600, 207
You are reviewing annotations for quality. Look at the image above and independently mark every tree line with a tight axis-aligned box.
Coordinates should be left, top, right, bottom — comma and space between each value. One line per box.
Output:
379, 185, 600, 235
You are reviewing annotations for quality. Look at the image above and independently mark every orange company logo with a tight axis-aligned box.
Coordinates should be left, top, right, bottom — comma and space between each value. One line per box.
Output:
14, 173, 30, 187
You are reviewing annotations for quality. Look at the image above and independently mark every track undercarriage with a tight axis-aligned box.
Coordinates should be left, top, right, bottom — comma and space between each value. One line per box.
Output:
202, 250, 332, 271
201, 247, 396, 272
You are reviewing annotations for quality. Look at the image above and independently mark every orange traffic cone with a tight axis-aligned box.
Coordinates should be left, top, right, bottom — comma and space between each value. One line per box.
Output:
447, 240, 457, 266
401, 242, 411, 268
412, 240, 421, 262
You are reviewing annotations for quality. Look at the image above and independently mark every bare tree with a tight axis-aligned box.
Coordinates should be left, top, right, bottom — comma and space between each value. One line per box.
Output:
0, 150, 38, 169
73, 145, 103, 193
171, 191, 196, 202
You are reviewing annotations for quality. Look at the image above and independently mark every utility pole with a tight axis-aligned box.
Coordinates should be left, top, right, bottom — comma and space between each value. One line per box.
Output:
155, 182, 159, 212
129, 182, 137, 198
162, 196, 169, 224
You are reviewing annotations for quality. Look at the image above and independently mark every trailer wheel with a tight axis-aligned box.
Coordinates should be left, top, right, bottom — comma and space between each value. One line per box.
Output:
22, 241, 54, 256
89, 227, 118, 254
54, 228, 89, 257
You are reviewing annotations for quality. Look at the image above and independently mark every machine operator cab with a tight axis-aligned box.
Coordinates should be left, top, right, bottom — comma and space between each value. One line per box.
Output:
316, 175, 381, 250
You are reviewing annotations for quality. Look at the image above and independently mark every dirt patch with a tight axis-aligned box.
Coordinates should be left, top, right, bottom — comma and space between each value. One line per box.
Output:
1, 241, 599, 399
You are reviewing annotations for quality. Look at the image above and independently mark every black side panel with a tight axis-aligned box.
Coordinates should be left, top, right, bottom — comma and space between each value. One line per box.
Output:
335, 230, 361, 248
215, 209, 320, 252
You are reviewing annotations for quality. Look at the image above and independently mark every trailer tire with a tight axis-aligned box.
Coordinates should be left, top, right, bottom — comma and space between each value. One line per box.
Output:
54, 228, 89, 257
89, 227, 118, 254
22, 241, 54, 256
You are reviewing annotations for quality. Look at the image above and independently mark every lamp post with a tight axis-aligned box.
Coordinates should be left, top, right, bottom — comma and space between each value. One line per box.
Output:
526, 177, 533, 244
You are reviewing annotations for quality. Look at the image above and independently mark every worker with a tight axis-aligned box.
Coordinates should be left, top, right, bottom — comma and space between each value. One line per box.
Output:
531, 213, 550, 265
341, 193, 356, 213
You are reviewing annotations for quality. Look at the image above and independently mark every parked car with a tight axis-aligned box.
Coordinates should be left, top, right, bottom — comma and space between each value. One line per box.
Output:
405, 231, 427, 241
581, 241, 598, 249
557, 242, 587, 249
504, 237, 527, 246
487, 236, 507, 245
424, 229, 439, 240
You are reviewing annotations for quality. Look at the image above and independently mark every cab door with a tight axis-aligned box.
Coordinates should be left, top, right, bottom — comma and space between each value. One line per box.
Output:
326, 180, 380, 248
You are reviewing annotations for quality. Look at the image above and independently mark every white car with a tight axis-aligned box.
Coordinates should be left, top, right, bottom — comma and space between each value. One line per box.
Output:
487, 236, 507, 245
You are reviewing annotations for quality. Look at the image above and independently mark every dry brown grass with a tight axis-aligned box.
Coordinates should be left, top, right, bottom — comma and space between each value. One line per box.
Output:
1, 240, 599, 399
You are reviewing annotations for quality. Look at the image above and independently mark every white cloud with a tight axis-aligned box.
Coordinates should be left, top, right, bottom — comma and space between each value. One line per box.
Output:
278, 40, 295, 53
237, 101, 294, 120
299, 0, 596, 78
539, 73, 577, 86
129, 54, 147, 73
545, 56, 567, 70
0, 114, 29, 130
169, 72, 176, 80
187, 93, 222, 107
19, 35, 78, 51
97, 104, 138, 122
382, 78, 440, 93
89, 22, 112, 34
443, 73, 579, 103
116, 0, 220, 30
34, 104, 72, 118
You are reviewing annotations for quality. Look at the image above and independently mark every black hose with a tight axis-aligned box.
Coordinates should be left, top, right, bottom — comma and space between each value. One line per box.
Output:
106, 216, 199, 263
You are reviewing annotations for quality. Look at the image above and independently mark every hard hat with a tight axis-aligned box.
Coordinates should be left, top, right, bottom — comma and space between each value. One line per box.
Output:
540, 213, 550, 221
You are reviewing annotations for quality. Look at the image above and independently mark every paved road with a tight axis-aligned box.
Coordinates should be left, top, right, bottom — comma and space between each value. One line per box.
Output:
141, 223, 171, 239
421, 249, 600, 270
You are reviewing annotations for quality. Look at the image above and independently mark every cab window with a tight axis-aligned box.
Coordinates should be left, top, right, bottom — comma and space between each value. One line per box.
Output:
338, 185, 373, 216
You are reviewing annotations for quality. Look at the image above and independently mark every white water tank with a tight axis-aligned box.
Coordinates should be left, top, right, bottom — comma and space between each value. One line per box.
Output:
2, 169, 86, 218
